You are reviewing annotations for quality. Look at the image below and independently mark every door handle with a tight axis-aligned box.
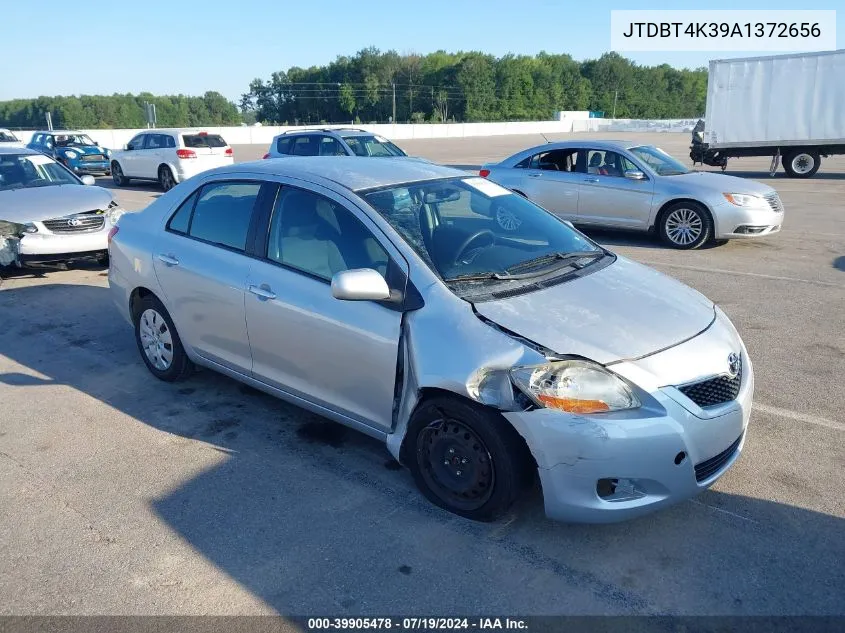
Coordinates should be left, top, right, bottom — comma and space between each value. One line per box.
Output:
156, 253, 179, 266
527, 173, 542, 178
248, 284, 277, 301
583, 177, 600, 183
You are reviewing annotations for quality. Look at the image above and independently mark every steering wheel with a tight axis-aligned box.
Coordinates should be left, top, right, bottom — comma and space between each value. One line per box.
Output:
451, 229, 495, 267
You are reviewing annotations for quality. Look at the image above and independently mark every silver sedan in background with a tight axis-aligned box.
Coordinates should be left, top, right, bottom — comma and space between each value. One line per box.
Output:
479, 140, 784, 249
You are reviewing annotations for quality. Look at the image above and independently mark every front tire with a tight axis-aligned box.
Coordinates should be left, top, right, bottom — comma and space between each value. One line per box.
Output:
158, 165, 176, 191
111, 162, 129, 186
133, 295, 193, 382
783, 149, 820, 178
658, 201, 713, 250
405, 395, 532, 522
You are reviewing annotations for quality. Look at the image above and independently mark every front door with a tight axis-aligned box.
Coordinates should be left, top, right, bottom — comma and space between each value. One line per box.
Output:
577, 149, 655, 229
244, 183, 404, 431
153, 180, 265, 373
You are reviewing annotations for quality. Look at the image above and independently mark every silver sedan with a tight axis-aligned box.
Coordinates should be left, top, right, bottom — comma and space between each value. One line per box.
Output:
109, 157, 752, 523
480, 140, 784, 249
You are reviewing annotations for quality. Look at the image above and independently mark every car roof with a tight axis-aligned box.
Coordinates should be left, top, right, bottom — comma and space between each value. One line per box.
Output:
206, 156, 464, 192
30, 130, 87, 135
275, 128, 376, 139
0, 145, 39, 156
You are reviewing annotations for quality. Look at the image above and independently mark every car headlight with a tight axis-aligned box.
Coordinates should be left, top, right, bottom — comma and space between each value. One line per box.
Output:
510, 359, 640, 414
106, 203, 126, 225
723, 193, 763, 207
64, 150, 78, 159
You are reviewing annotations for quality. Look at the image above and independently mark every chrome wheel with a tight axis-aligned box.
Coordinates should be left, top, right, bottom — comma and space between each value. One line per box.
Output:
790, 153, 815, 175
139, 308, 173, 371
495, 205, 521, 232
665, 207, 703, 246
417, 417, 495, 512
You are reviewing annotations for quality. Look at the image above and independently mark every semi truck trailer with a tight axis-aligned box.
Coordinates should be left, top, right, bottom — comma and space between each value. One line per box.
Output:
691, 49, 845, 178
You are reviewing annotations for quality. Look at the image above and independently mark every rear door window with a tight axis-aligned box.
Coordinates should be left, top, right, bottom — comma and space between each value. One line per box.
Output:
275, 137, 293, 154
291, 136, 319, 156
182, 134, 228, 148
187, 182, 262, 251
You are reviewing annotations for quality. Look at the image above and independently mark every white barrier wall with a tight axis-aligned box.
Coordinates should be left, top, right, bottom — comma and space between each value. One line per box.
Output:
11, 117, 698, 148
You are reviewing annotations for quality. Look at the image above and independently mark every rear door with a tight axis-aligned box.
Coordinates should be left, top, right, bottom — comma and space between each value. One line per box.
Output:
518, 149, 584, 221
181, 133, 232, 170
577, 149, 655, 228
153, 179, 270, 373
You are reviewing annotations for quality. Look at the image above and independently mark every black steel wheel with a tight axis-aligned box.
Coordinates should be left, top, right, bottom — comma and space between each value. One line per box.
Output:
406, 395, 533, 521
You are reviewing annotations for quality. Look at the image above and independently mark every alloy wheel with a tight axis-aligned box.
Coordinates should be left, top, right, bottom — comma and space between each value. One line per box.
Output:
495, 205, 521, 232
665, 207, 703, 246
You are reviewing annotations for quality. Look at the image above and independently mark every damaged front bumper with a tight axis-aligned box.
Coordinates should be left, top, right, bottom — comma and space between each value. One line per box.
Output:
0, 224, 109, 266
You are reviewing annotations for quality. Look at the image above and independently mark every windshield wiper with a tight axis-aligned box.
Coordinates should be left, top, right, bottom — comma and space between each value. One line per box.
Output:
506, 250, 603, 274
443, 251, 604, 284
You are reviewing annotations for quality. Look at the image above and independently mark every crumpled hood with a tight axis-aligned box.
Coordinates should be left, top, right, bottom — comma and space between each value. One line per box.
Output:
669, 171, 775, 196
473, 256, 715, 365
0, 184, 114, 223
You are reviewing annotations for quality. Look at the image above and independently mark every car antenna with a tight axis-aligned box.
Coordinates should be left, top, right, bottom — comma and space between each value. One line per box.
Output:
541, 133, 551, 143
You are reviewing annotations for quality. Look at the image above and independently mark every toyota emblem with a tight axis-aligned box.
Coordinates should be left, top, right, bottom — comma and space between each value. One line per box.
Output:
727, 353, 741, 378
67, 218, 81, 227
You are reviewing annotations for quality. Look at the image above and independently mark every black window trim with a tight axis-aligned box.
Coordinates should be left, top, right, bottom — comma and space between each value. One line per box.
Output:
163, 178, 274, 256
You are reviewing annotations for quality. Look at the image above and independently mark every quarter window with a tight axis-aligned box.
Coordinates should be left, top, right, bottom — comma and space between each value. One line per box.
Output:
167, 190, 199, 234
275, 137, 292, 154
267, 188, 390, 280
187, 182, 262, 251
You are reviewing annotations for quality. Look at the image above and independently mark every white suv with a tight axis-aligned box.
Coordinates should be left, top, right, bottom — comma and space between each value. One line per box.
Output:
0, 129, 24, 147
110, 129, 234, 191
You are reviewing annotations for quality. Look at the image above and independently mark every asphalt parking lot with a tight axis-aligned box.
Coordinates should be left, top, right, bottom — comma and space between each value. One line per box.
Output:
1, 132, 843, 616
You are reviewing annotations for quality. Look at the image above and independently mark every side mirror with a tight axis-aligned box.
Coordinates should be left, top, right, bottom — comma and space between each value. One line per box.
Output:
331, 268, 391, 301
624, 170, 647, 181
80, 175, 95, 185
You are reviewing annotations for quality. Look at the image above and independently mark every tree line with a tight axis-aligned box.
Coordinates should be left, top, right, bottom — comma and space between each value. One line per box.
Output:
240, 50, 707, 124
0, 50, 708, 129
0, 92, 242, 129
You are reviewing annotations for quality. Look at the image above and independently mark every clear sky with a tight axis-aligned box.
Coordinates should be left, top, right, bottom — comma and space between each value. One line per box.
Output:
2, 0, 841, 103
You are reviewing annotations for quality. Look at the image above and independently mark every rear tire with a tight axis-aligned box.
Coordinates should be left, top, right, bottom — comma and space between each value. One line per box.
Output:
405, 395, 532, 522
111, 162, 129, 186
132, 295, 193, 382
158, 165, 176, 191
658, 201, 712, 250
783, 149, 820, 178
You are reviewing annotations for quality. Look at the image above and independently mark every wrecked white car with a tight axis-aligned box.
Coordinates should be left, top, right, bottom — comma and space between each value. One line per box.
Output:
0, 147, 126, 267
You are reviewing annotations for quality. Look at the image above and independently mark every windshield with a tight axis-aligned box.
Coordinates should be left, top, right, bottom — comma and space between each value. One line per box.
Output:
54, 134, 98, 147
0, 131, 19, 142
364, 177, 601, 283
343, 135, 406, 157
0, 153, 80, 190
629, 145, 690, 175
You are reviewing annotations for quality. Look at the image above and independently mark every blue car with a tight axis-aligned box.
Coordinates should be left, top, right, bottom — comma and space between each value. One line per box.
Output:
27, 131, 112, 176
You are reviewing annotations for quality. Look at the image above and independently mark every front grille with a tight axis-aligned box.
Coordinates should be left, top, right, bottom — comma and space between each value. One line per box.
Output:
43, 212, 105, 234
764, 192, 783, 213
80, 154, 106, 162
695, 434, 743, 482
678, 359, 742, 408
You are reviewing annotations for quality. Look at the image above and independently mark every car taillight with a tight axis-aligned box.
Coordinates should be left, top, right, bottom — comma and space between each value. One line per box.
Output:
225, 147, 233, 156
107, 226, 119, 244
479, 169, 490, 178
262, 153, 270, 159
176, 149, 196, 159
